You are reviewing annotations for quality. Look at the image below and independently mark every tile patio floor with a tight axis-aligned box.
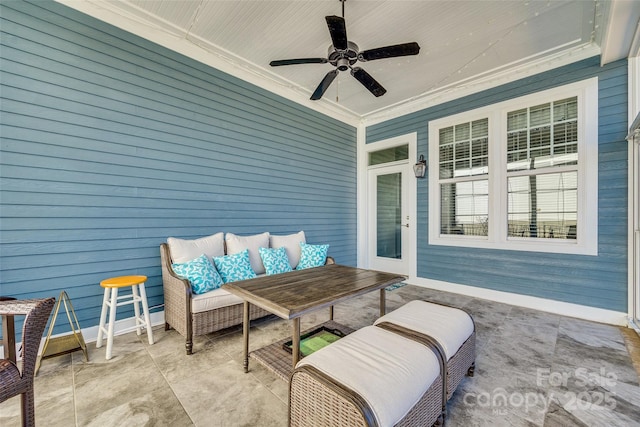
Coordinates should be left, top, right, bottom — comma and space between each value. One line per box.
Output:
1, 284, 639, 426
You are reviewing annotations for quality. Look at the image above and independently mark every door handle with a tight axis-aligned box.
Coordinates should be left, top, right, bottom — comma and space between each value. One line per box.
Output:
402, 224, 409, 228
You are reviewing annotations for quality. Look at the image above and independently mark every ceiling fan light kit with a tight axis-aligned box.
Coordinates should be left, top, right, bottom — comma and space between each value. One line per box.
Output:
269, 0, 420, 101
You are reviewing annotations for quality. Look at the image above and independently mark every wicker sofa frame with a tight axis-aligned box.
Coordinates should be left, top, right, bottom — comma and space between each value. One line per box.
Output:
160, 242, 335, 355
161, 243, 272, 355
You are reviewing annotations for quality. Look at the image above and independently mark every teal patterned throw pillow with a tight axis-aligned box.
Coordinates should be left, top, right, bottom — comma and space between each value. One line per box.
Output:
213, 249, 257, 283
297, 242, 329, 270
172, 254, 223, 294
259, 247, 293, 275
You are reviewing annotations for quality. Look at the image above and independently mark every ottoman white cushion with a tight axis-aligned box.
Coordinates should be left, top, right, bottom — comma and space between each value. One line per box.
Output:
296, 325, 440, 427
374, 300, 474, 361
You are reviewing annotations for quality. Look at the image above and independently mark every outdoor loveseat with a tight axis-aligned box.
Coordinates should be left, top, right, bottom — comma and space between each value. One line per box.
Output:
160, 231, 333, 354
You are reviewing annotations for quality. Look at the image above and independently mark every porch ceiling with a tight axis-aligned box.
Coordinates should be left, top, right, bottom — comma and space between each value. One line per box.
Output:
58, 0, 639, 123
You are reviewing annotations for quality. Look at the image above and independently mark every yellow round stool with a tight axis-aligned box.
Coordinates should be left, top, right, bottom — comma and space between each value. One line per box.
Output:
96, 275, 154, 360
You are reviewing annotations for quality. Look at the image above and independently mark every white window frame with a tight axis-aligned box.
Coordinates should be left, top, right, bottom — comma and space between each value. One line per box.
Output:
428, 78, 598, 255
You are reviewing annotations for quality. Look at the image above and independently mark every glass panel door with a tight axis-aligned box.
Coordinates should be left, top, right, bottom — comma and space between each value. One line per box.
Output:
376, 173, 402, 259
367, 164, 410, 276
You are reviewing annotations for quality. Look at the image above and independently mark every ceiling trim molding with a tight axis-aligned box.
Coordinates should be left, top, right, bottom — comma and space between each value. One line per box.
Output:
56, 0, 362, 126
361, 42, 602, 126
629, 20, 640, 58
55, 0, 607, 129
599, 0, 640, 66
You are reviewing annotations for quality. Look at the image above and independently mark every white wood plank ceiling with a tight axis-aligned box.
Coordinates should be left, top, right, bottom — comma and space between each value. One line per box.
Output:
59, 0, 639, 123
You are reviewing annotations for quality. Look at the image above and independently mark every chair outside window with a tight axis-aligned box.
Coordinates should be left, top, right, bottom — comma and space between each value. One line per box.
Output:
0, 298, 55, 427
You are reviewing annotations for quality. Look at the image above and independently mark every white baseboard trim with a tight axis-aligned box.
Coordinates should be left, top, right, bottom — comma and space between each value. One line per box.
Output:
0, 312, 166, 360
408, 277, 629, 327
81, 311, 166, 344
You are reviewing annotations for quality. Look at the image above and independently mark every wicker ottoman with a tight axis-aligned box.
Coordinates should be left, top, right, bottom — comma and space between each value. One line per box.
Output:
374, 300, 476, 402
289, 325, 446, 427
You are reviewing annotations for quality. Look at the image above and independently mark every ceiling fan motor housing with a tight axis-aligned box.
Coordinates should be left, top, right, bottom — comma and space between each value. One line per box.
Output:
328, 41, 359, 71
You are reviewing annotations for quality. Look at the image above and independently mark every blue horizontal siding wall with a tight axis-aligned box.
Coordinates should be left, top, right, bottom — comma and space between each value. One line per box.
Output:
367, 56, 628, 312
0, 0, 357, 334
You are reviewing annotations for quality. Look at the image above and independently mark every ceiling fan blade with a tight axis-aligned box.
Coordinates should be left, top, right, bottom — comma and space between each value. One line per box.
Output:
326, 15, 348, 51
310, 69, 339, 100
350, 67, 386, 97
270, 58, 328, 67
359, 42, 421, 61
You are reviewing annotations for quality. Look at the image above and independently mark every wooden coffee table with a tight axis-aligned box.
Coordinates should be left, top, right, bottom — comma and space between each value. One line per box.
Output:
222, 264, 406, 372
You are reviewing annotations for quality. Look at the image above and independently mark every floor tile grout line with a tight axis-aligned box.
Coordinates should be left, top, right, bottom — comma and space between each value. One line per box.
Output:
140, 327, 198, 426
71, 352, 79, 427
621, 327, 640, 382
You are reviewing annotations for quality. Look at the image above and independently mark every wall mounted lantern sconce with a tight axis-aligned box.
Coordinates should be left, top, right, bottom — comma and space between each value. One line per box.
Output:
414, 154, 427, 178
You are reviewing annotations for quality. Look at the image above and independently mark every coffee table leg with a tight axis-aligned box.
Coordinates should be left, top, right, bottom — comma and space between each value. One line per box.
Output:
329, 305, 334, 320
291, 318, 301, 369
379, 288, 386, 316
243, 301, 250, 373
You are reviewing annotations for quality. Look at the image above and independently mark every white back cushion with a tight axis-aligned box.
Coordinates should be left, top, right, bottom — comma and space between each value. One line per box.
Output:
225, 232, 270, 274
269, 231, 306, 269
167, 232, 225, 263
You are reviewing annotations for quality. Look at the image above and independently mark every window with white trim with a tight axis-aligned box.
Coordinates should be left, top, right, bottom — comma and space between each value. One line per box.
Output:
439, 118, 489, 237
428, 78, 598, 255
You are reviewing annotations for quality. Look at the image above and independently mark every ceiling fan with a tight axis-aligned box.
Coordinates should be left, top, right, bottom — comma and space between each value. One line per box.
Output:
269, 0, 420, 100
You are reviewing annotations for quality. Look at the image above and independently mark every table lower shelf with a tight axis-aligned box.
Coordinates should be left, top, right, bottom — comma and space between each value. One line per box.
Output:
250, 320, 355, 382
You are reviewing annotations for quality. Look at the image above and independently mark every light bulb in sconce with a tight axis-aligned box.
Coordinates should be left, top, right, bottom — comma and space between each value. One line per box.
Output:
414, 154, 427, 178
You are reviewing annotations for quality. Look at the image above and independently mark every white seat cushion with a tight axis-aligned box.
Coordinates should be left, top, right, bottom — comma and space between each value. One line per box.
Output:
374, 300, 474, 361
297, 325, 440, 427
167, 233, 225, 263
191, 287, 244, 313
190, 273, 267, 313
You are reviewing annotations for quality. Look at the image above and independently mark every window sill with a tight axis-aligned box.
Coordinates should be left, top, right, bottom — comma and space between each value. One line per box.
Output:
428, 235, 598, 256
